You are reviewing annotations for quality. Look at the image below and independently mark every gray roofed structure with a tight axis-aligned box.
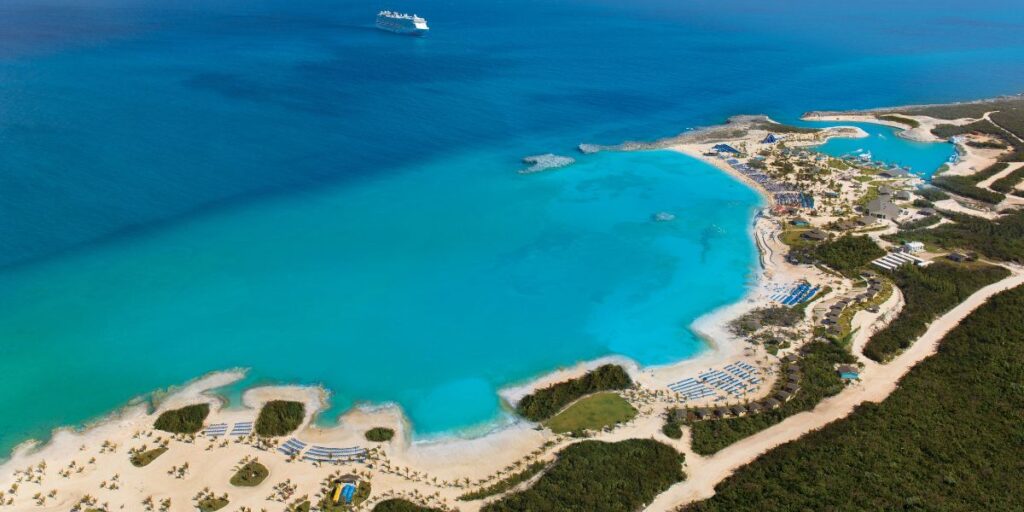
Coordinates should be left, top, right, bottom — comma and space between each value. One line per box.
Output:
867, 198, 901, 219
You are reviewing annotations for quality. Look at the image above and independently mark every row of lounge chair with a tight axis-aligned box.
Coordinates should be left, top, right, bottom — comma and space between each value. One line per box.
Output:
667, 361, 763, 401
775, 192, 815, 208
303, 445, 369, 463
770, 282, 820, 306
682, 362, 803, 422
276, 438, 368, 463
667, 378, 716, 400
230, 422, 253, 436
203, 421, 252, 437
277, 438, 307, 457
722, 156, 802, 196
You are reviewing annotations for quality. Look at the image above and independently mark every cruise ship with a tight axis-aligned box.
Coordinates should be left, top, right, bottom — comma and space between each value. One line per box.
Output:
376, 11, 429, 35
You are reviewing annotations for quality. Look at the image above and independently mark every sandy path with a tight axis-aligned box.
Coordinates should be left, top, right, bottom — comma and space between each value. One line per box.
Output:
975, 161, 1023, 189
983, 111, 1024, 145
646, 266, 1024, 511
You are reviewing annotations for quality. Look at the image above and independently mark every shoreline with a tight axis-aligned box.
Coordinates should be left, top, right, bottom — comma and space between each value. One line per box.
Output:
0, 105, 981, 511
1, 119, 812, 463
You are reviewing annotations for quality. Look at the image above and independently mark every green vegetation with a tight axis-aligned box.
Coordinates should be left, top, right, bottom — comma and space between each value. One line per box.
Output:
915, 186, 949, 202
901, 96, 1024, 119
364, 427, 395, 442
153, 403, 209, 434
689, 342, 854, 455
932, 174, 1005, 204
730, 306, 803, 334
458, 461, 548, 501
754, 120, 819, 134
289, 502, 310, 512
515, 364, 632, 422
878, 114, 919, 128
989, 165, 1024, 193
887, 210, 1024, 263
353, 481, 371, 506
255, 400, 305, 437
969, 162, 1010, 182
685, 284, 1024, 511
372, 499, 443, 512
788, 235, 886, 274
832, 280, 893, 343
662, 409, 683, 439
544, 392, 637, 434
778, 226, 813, 249
925, 101, 1024, 160
198, 497, 229, 512
482, 439, 684, 512
229, 461, 269, 487
990, 110, 1024, 158
897, 214, 941, 230
129, 446, 168, 467
661, 421, 683, 439
863, 262, 1008, 362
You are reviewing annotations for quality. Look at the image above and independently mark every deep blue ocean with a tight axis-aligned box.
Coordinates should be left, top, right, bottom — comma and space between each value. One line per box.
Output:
1, 0, 1022, 454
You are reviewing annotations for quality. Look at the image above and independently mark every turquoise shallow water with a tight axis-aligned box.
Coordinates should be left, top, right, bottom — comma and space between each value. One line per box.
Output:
805, 122, 955, 180
0, 149, 761, 447
1, 0, 1023, 454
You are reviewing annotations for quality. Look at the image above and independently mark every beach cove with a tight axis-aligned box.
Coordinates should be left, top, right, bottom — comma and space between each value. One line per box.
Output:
0, 104, 1012, 512
0, 147, 764, 454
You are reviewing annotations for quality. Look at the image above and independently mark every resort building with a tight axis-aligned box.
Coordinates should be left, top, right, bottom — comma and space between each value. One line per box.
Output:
856, 215, 879, 226
712, 143, 741, 155
872, 251, 929, 271
866, 197, 901, 220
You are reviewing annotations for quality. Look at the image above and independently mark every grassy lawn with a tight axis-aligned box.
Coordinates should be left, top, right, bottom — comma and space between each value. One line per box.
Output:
779, 227, 813, 248
230, 461, 269, 487
129, 447, 168, 467
544, 392, 636, 434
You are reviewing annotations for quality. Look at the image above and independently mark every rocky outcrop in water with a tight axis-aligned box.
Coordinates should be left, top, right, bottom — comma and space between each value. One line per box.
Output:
519, 154, 576, 174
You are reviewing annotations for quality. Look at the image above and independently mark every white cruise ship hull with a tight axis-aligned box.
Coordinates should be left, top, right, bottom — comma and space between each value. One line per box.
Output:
376, 20, 429, 36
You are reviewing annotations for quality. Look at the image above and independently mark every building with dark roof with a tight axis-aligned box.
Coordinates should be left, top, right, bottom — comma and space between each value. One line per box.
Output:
867, 198, 901, 220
